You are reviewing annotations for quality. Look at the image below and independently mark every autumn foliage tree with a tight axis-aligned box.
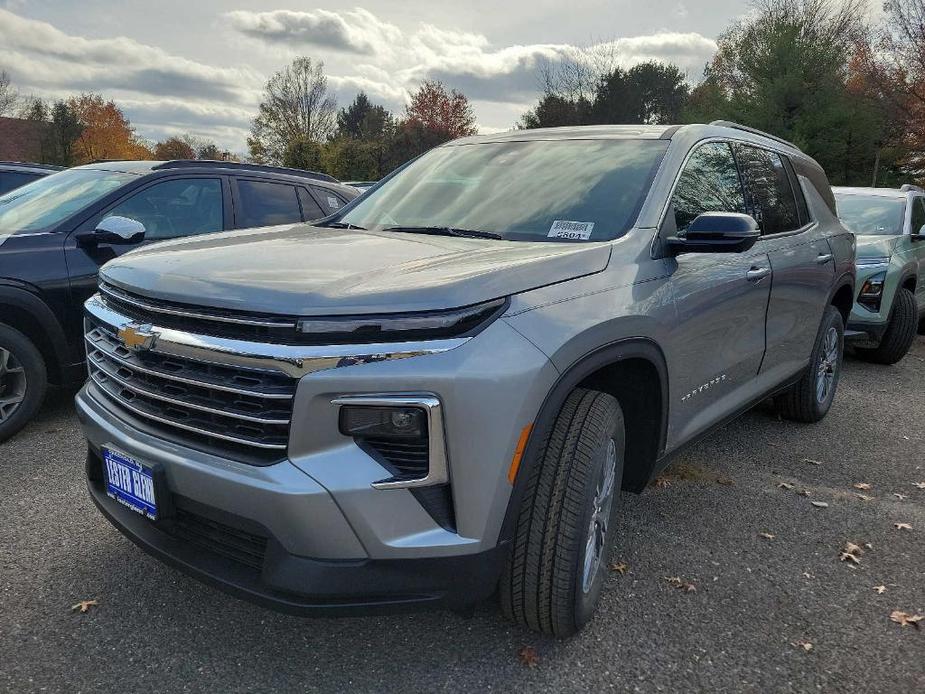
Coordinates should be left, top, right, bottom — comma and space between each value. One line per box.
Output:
154, 136, 196, 160
403, 80, 477, 140
68, 93, 153, 163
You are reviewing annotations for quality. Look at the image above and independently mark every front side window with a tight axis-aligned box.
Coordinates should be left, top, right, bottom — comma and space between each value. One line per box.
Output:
236, 180, 301, 228
336, 139, 669, 242
910, 197, 925, 235
0, 168, 136, 232
671, 141, 746, 232
104, 178, 223, 240
734, 145, 801, 235
834, 193, 906, 236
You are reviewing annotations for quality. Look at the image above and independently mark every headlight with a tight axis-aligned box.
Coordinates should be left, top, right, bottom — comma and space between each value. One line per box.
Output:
858, 271, 886, 311
296, 297, 507, 344
856, 256, 891, 267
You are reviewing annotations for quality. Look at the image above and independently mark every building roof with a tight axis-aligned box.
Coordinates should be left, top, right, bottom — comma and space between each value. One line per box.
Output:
0, 117, 49, 162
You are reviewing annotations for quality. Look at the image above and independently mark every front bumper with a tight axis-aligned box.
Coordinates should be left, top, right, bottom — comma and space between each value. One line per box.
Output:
80, 392, 505, 613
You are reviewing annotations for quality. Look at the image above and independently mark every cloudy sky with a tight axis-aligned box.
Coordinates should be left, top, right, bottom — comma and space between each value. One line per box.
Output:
0, 0, 751, 153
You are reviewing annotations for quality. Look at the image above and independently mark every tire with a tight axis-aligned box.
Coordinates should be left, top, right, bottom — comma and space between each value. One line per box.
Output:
855, 288, 918, 365
500, 388, 625, 637
776, 305, 844, 423
918, 315, 925, 336
0, 324, 48, 443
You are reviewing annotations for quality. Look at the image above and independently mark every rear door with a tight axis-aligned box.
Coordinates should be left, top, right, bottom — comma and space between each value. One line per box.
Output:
734, 144, 833, 381
664, 140, 772, 442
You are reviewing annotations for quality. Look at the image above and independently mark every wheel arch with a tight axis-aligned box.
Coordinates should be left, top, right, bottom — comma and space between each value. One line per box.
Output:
497, 337, 669, 546
828, 273, 855, 326
0, 285, 70, 384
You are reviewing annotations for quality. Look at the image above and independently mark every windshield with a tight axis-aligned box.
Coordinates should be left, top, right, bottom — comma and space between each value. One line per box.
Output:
835, 193, 906, 236
336, 139, 669, 242
0, 168, 137, 232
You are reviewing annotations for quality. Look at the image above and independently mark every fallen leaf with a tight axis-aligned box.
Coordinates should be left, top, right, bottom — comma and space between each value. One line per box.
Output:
874, 585, 887, 594
759, 532, 775, 540
791, 640, 813, 652
609, 562, 628, 575
864, 542, 874, 550
844, 542, 864, 555
802, 572, 813, 579
840, 551, 861, 564
890, 611, 924, 629
665, 576, 682, 585
664, 576, 696, 592
894, 522, 912, 531
654, 476, 672, 488
778, 482, 795, 490
70, 600, 98, 614
893, 493, 907, 500
913, 482, 925, 490
811, 501, 829, 508
716, 476, 735, 486
802, 458, 823, 466
853, 482, 872, 490
855, 493, 873, 501
798, 489, 812, 497
517, 646, 539, 667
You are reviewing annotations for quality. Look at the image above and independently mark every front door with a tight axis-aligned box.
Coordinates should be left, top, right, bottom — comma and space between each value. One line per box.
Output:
663, 140, 772, 446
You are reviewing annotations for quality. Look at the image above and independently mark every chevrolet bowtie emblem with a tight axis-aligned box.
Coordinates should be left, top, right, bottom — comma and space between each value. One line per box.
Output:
117, 323, 157, 351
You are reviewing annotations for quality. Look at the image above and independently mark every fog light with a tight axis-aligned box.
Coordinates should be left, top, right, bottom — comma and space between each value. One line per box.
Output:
339, 405, 427, 439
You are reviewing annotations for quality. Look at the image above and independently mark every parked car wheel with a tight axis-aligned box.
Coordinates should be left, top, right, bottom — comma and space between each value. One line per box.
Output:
500, 387, 625, 637
776, 305, 844, 423
0, 325, 48, 443
856, 288, 918, 365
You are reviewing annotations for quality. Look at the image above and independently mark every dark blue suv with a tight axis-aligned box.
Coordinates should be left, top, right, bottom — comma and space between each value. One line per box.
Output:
0, 159, 357, 441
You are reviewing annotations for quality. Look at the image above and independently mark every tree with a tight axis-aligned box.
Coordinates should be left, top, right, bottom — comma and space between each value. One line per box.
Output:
337, 92, 393, 141
48, 101, 83, 166
684, 0, 883, 185
321, 138, 381, 180
404, 81, 477, 140
154, 136, 196, 160
196, 143, 223, 160
282, 135, 323, 170
248, 57, 337, 164
68, 93, 153, 163
0, 69, 18, 117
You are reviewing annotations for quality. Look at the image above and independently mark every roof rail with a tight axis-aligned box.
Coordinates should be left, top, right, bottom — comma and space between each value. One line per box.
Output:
151, 160, 338, 184
709, 120, 800, 151
900, 184, 924, 193
0, 161, 65, 170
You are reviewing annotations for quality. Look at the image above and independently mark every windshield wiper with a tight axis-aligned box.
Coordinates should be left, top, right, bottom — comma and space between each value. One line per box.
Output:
323, 221, 367, 230
381, 226, 503, 240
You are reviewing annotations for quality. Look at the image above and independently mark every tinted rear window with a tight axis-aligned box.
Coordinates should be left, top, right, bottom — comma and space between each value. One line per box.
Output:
236, 180, 302, 228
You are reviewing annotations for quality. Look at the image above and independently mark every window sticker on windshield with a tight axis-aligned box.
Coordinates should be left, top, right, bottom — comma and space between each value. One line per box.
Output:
327, 196, 340, 209
548, 220, 594, 240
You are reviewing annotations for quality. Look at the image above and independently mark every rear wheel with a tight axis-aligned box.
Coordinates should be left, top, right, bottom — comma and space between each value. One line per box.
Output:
856, 288, 918, 365
0, 324, 48, 443
776, 305, 844, 423
500, 388, 624, 637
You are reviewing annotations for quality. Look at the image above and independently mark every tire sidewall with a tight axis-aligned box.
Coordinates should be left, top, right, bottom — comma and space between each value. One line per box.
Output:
573, 422, 625, 628
0, 325, 47, 442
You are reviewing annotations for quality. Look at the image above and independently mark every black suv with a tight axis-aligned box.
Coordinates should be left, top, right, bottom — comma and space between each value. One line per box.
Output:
0, 162, 64, 195
0, 160, 357, 441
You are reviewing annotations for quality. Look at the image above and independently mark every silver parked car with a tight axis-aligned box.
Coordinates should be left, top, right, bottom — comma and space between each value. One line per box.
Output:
76, 122, 855, 636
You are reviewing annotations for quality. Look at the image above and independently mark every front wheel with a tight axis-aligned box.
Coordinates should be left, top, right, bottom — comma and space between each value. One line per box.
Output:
776, 305, 844, 423
500, 388, 624, 637
0, 324, 48, 443
856, 288, 918, 364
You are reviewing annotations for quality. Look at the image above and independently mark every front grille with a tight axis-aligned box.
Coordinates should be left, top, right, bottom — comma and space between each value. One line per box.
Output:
85, 317, 295, 463
171, 509, 268, 570
98, 281, 304, 345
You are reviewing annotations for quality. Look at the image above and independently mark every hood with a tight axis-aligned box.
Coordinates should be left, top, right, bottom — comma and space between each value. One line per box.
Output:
100, 224, 611, 316
855, 235, 899, 261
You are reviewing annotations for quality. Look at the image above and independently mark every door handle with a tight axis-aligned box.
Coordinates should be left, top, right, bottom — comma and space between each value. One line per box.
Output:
746, 266, 771, 282
816, 253, 834, 264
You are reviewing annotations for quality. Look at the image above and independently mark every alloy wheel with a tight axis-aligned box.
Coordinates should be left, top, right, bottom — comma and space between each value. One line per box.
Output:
582, 438, 617, 593
0, 347, 27, 424
815, 326, 839, 404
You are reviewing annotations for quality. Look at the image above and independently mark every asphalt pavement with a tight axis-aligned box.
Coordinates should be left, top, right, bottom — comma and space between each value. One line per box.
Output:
2, 339, 924, 693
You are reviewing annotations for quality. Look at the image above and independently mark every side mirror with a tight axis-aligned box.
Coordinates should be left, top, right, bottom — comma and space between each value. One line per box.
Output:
666, 212, 761, 255
80, 216, 146, 246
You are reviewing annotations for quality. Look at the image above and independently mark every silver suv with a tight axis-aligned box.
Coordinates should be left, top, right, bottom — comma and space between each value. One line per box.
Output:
76, 122, 855, 636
